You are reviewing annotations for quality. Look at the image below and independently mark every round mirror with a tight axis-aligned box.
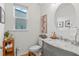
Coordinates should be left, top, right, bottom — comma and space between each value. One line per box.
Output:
55, 3, 76, 28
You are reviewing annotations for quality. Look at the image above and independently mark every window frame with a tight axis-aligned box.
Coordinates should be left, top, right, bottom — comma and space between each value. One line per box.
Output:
13, 4, 28, 31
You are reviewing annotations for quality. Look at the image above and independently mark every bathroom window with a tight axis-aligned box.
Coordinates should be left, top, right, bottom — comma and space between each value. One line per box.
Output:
14, 4, 28, 30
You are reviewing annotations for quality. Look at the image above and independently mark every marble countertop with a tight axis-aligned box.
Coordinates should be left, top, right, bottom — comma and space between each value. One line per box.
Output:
41, 38, 79, 55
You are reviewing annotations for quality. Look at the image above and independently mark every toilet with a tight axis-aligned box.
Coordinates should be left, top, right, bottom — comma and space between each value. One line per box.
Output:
29, 37, 43, 55
29, 45, 41, 52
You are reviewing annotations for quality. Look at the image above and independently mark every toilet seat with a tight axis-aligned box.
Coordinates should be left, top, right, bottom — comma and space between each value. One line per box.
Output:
29, 45, 41, 52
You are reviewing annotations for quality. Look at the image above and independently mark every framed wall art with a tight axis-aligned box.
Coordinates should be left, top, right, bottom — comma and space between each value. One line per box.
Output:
65, 20, 71, 27
0, 6, 5, 24
57, 21, 64, 28
0, 7, 1, 23
41, 15, 47, 33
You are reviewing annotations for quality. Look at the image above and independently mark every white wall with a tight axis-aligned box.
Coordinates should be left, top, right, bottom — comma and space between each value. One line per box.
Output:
40, 3, 60, 34
4, 3, 40, 55
73, 3, 79, 28
40, 3, 79, 41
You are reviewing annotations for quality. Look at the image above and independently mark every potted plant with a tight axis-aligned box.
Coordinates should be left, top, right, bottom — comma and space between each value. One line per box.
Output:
4, 31, 10, 41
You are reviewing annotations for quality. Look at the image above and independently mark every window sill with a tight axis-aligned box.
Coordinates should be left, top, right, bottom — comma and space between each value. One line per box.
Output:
9, 29, 28, 32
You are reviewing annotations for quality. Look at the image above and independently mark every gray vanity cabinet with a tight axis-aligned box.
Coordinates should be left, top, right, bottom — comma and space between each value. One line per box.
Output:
42, 41, 78, 56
